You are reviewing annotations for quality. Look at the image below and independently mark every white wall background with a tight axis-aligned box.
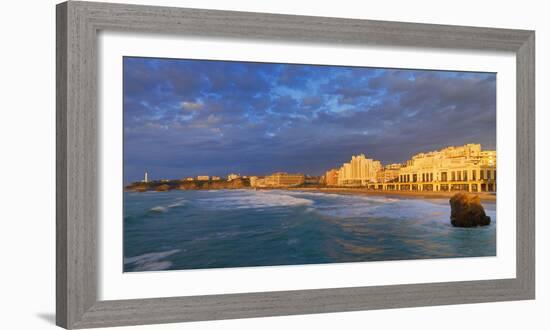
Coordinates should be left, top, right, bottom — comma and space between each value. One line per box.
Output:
0, 0, 547, 329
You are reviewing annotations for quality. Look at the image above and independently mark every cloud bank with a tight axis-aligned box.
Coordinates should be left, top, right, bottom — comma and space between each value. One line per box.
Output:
123, 57, 496, 183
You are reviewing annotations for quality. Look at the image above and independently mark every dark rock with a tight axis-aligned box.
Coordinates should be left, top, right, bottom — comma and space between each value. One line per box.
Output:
449, 193, 491, 227
134, 185, 148, 192
178, 182, 198, 190
178, 178, 250, 190
124, 183, 148, 192
155, 184, 171, 192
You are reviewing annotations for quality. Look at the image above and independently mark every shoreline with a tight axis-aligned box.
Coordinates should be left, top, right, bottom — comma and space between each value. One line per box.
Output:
280, 187, 497, 201
126, 185, 496, 202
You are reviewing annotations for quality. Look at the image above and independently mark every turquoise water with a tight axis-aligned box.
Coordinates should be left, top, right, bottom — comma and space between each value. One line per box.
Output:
123, 189, 496, 272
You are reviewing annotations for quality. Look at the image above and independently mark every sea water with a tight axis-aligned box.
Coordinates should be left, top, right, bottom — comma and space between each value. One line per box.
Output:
123, 189, 496, 272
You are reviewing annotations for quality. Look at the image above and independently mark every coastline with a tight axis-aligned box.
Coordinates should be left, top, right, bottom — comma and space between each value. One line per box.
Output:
125, 181, 496, 202
280, 187, 497, 201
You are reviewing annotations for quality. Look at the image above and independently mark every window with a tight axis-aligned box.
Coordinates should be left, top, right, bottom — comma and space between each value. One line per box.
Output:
494, 170, 497, 180
451, 171, 456, 181
430, 173, 433, 182
413, 174, 417, 182
472, 169, 476, 181
480, 170, 485, 180
463, 170, 468, 181
441, 172, 447, 181
457, 171, 461, 181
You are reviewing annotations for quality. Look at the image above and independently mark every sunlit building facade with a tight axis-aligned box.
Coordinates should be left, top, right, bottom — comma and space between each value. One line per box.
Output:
376, 163, 401, 184
337, 154, 382, 186
372, 143, 496, 192
324, 168, 339, 186
250, 172, 305, 187
227, 173, 241, 181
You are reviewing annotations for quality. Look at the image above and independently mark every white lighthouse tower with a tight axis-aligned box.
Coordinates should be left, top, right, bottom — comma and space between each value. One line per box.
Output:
143, 171, 148, 183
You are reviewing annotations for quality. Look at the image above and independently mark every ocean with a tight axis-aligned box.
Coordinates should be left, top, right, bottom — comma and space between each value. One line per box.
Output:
123, 189, 496, 272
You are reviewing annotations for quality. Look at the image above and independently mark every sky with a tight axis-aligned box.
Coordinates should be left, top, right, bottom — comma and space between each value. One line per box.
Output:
123, 57, 496, 183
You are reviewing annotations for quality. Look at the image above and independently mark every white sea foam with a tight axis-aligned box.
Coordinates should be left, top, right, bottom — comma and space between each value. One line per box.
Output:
149, 206, 168, 213
286, 190, 400, 204
167, 199, 187, 208
124, 249, 181, 271
198, 190, 313, 210
133, 261, 173, 271
190, 189, 496, 223
316, 197, 450, 221
287, 238, 300, 245
282, 190, 445, 220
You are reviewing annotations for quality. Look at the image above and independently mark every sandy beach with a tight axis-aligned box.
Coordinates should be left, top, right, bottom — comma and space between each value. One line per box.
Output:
282, 187, 497, 201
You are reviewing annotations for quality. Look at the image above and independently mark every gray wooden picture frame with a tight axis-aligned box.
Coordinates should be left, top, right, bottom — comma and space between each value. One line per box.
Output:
56, 1, 535, 328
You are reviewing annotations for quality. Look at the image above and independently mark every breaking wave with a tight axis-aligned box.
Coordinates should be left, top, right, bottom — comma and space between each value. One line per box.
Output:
197, 190, 313, 210
149, 206, 168, 213
167, 199, 187, 208
124, 249, 181, 271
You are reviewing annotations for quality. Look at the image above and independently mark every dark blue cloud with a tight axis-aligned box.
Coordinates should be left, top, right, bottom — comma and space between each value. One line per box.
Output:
123, 57, 496, 183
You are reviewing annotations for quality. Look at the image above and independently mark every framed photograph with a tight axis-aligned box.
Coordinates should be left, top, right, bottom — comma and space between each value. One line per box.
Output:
56, 1, 535, 328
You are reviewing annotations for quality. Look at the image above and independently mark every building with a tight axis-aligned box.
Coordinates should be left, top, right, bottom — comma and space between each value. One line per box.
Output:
211, 176, 221, 181
249, 176, 259, 187
184, 177, 194, 181
250, 172, 305, 187
324, 168, 339, 186
304, 175, 321, 185
376, 163, 401, 184
389, 144, 496, 192
337, 154, 382, 186
196, 175, 209, 181
269, 172, 305, 187
227, 173, 241, 181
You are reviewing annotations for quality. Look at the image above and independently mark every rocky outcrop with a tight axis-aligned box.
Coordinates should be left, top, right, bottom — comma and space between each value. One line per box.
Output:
155, 184, 171, 192
125, 178, 250, 192
178, 182, 199, 190
449, 193, 491, 227
124, 183, 148, 192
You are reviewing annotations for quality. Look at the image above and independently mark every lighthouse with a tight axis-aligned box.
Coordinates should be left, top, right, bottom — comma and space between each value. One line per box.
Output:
143, 171, 148, 183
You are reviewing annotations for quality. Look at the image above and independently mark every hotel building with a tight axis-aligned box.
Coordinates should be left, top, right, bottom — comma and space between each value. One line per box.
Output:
337, 154, 382, 186
324, 168, 339, 186
250, 172, 305, 188
367, 143, 496, 192
376, 163, 401, 184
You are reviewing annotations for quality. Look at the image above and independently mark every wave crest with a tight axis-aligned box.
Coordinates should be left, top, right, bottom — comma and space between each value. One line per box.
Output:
149, 206, 168, 213
198, 190, 313, 210
168, 199, 187, 208
124, 249, 181, 271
